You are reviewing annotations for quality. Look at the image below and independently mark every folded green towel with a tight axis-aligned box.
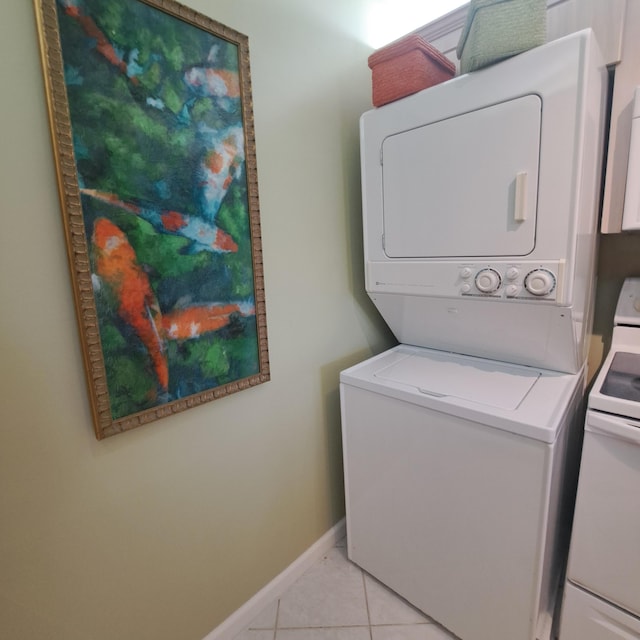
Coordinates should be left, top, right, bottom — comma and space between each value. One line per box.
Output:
457, 0, 546, 73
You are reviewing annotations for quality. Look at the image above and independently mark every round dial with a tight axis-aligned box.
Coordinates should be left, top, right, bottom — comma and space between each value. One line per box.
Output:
475, 268, 502, 294
524, 269, 556, 296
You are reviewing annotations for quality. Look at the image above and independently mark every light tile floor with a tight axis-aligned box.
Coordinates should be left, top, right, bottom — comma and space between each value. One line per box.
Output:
232, 538, 457, 640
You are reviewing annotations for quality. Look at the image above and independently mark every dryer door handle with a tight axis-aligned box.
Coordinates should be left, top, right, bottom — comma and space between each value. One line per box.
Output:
586, 411, 640, 446
514, 172, 528, 223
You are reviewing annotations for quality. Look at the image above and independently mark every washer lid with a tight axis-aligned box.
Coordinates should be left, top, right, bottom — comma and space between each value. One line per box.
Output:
341, 345, 584, 443
374, 349, 539, 410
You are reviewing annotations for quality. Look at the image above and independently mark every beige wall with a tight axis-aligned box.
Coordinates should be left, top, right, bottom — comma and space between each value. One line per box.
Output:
0, 1, 394, 639
2, 2, 640, 639
590, 234, 640, 377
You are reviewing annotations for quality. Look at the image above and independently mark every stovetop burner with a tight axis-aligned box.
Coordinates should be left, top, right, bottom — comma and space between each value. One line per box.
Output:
600, 351, 640, 403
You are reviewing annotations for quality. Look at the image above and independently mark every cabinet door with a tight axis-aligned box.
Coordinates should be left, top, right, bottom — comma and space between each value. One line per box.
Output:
382, 95, 540, 258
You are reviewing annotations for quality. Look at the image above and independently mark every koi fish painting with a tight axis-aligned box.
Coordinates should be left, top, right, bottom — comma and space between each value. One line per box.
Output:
35, 0, 269, 438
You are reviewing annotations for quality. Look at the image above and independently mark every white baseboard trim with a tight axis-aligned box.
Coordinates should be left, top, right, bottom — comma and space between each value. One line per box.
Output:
203, 518, 346, 640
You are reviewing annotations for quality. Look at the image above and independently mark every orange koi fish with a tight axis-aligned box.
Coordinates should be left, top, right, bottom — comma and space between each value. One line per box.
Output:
163, 302, 255, 340
58, 0, 140, 83
59, 1, 126, 74
92, 218, 168, 392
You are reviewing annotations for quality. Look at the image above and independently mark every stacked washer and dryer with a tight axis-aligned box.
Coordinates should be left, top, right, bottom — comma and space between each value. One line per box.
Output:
340, 30, 608, 640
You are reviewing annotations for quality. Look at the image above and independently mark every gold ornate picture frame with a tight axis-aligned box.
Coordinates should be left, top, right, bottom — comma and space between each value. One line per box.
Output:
35, 0, 269, 439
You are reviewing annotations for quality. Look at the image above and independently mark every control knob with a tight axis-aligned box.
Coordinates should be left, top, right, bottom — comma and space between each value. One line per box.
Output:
460, 267, 473, 279
475, 268, 502, 294
524, 269, 556, 296
506, 267, 520, 280
506, 284, 520, 297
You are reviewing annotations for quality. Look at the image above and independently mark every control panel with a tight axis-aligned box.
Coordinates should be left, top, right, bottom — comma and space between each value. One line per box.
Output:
457, 262, 561, 301
366, 260, 565, 303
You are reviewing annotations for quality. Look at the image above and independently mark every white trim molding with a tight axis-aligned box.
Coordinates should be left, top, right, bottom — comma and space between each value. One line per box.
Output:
202, 519, 346, 640
415, 4, 468, 43
415, 0, 570, 44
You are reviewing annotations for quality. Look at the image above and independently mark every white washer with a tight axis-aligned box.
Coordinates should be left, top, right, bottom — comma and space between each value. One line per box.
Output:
559, 278, 640, 639
341, 345, 585, 640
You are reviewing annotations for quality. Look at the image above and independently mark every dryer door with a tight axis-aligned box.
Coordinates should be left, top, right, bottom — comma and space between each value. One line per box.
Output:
382, 94, 541, 258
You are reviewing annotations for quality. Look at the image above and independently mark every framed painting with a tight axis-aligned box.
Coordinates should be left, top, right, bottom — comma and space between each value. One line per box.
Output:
34, 0, 269, 439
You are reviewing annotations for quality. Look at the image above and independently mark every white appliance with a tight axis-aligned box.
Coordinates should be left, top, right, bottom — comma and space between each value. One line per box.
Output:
360, 29, 607, 373
559, 278, 640, 640
341, 345, 585, 640
622, 87, 640, 230
342, 28, 610, 640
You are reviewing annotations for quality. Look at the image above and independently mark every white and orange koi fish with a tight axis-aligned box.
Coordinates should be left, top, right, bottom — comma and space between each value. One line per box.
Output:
183, 44, 240, 113
197, 124, 245, 223
81, 189, 238, 253
184, 66, 240, 103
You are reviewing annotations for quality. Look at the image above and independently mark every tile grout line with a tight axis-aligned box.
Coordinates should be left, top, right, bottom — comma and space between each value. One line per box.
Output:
276, 622, 436, 630
272, 598, 280, 640
272, 624, 373, 631
361, 568, 374, 640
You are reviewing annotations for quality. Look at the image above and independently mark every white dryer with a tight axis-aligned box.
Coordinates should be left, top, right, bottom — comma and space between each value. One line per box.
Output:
360, 29, 607, 373
341, 345, 585, 640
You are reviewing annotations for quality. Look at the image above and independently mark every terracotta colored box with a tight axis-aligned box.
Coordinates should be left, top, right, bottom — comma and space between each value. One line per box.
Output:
368, 35, 456, 107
